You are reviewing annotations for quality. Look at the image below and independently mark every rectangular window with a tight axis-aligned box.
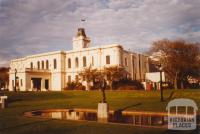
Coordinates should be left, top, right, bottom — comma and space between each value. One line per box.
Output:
42, 61, 44, 69
21, 79, 23, 86
45, 79, 49, 90
125, 58, 128, 66
54, 59, 57, 69
106, 55, 110, 64
30, 62, 33, 69
68, 75, 71, 83
68, 58, 71, 68
132, 57, 135, 80
75, 57, 79, 68
83, 56, 86, 67
37, 61, 40, 69
46, 60, 49, 69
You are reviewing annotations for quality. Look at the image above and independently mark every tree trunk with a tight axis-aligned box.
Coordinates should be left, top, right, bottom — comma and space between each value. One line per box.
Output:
174, 72, 178, 90
181, 81, 184, 89
110, 81, 113, 90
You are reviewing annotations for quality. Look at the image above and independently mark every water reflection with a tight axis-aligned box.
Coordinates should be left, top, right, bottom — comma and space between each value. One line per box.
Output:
28, 109, 168, 127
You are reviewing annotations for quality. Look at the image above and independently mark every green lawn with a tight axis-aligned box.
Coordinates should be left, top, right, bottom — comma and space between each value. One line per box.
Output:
0, 89, 200, 134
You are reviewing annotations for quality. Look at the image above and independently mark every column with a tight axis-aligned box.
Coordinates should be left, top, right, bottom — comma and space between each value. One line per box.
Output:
41, 79, 44, 91
31, 80, 33, 91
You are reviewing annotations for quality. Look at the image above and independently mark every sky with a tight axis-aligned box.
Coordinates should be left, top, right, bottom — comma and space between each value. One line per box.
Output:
0, 0, 200, 67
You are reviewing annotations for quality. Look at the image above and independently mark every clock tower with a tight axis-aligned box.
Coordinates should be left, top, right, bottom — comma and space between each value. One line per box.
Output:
73, 28, 90, 50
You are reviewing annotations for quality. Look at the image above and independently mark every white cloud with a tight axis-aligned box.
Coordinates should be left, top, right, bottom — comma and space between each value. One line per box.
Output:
0, 0, 200, 67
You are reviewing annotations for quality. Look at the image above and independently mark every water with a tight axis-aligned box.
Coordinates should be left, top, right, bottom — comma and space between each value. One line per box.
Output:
26, 109, 168, 127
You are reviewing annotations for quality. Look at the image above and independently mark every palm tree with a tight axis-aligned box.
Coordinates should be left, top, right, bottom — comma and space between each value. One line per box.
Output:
103, 66, 128, 90
79, 66, 100, 90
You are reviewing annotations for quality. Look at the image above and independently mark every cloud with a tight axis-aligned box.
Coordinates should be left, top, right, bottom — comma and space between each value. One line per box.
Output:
0, 0, 200, 67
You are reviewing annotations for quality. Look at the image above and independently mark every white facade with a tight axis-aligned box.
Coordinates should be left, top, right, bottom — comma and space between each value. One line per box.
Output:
9, 28, 149, 91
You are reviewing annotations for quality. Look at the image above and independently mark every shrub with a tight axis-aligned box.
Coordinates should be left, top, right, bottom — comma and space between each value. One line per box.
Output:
112, 79, 144, 90
64, 82, 85, 90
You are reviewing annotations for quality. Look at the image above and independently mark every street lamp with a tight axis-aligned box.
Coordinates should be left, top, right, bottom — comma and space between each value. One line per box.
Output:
159, 65, 164, 102
14, 68, 17, 92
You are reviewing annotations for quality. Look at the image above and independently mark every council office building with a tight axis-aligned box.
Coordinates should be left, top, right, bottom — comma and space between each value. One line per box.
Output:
9, 28, 149, 91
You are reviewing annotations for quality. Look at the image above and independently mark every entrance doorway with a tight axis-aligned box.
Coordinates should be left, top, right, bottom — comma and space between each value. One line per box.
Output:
31, 78, 41, 91
45, 79, 49, 90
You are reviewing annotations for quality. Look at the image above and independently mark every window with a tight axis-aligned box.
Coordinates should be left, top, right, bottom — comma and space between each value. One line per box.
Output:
106, 55, 110, 64
83, 56, 86, 67
132, 58, 135, 79
37, 61, 40, 69
45, 79, 49, 90
30, 62, 33, 69
91, 56, 94, 66
46, 60, 49, 69
20, 79, 23, 86
54, 59, 57, 69
125, 58, 128, 66
68, 75, 71, 83
42, 61, 44, 69
75, 57, 79, 68
12, 80, 14, 87
68, 58, 71, 68
75, 75, 79, 82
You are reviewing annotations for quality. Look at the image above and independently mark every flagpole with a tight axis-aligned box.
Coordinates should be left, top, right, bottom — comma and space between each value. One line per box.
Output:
81, 19, 86, 28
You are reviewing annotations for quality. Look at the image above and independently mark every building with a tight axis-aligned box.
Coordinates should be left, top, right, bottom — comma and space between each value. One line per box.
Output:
9, 28, 149, 91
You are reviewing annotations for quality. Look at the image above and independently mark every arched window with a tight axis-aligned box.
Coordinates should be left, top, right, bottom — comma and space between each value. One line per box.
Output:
53, 59, 57, 69
106, 55, 110, 64
46, 60, 49, 69
68, 58, 71, 68
42, 61, 44, 69
37, 61, 40, 69
83, 56, 86, 67
30, 62, 33, 69
75, 57, 79, 68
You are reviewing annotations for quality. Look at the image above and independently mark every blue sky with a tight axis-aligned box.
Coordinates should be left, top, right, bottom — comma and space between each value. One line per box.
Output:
0, 0, 200, 67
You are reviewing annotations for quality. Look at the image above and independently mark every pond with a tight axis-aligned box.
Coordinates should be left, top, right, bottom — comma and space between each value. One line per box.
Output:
24, 109, 169, 128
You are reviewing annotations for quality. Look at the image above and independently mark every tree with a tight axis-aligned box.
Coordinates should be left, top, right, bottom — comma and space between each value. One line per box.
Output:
103, 66, 128, 90
79, 66, 100, 90
150, 39, 200, 89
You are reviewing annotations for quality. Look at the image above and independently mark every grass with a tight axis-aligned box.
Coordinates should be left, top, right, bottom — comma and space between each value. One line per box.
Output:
0, 89, 200, 134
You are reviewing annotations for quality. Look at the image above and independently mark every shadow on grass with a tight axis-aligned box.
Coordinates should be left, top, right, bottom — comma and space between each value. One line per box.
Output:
163, 129, 197, 134
7, 98, 24, 103
0, 119, 52, 131
165, 91, 175, 101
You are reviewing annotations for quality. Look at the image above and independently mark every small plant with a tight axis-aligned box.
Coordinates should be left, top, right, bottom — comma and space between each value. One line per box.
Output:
64, 82, 85, 90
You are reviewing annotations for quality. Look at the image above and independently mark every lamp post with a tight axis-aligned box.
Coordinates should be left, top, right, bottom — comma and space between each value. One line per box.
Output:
159, 66, 164, 102
14, 68, 17, 92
